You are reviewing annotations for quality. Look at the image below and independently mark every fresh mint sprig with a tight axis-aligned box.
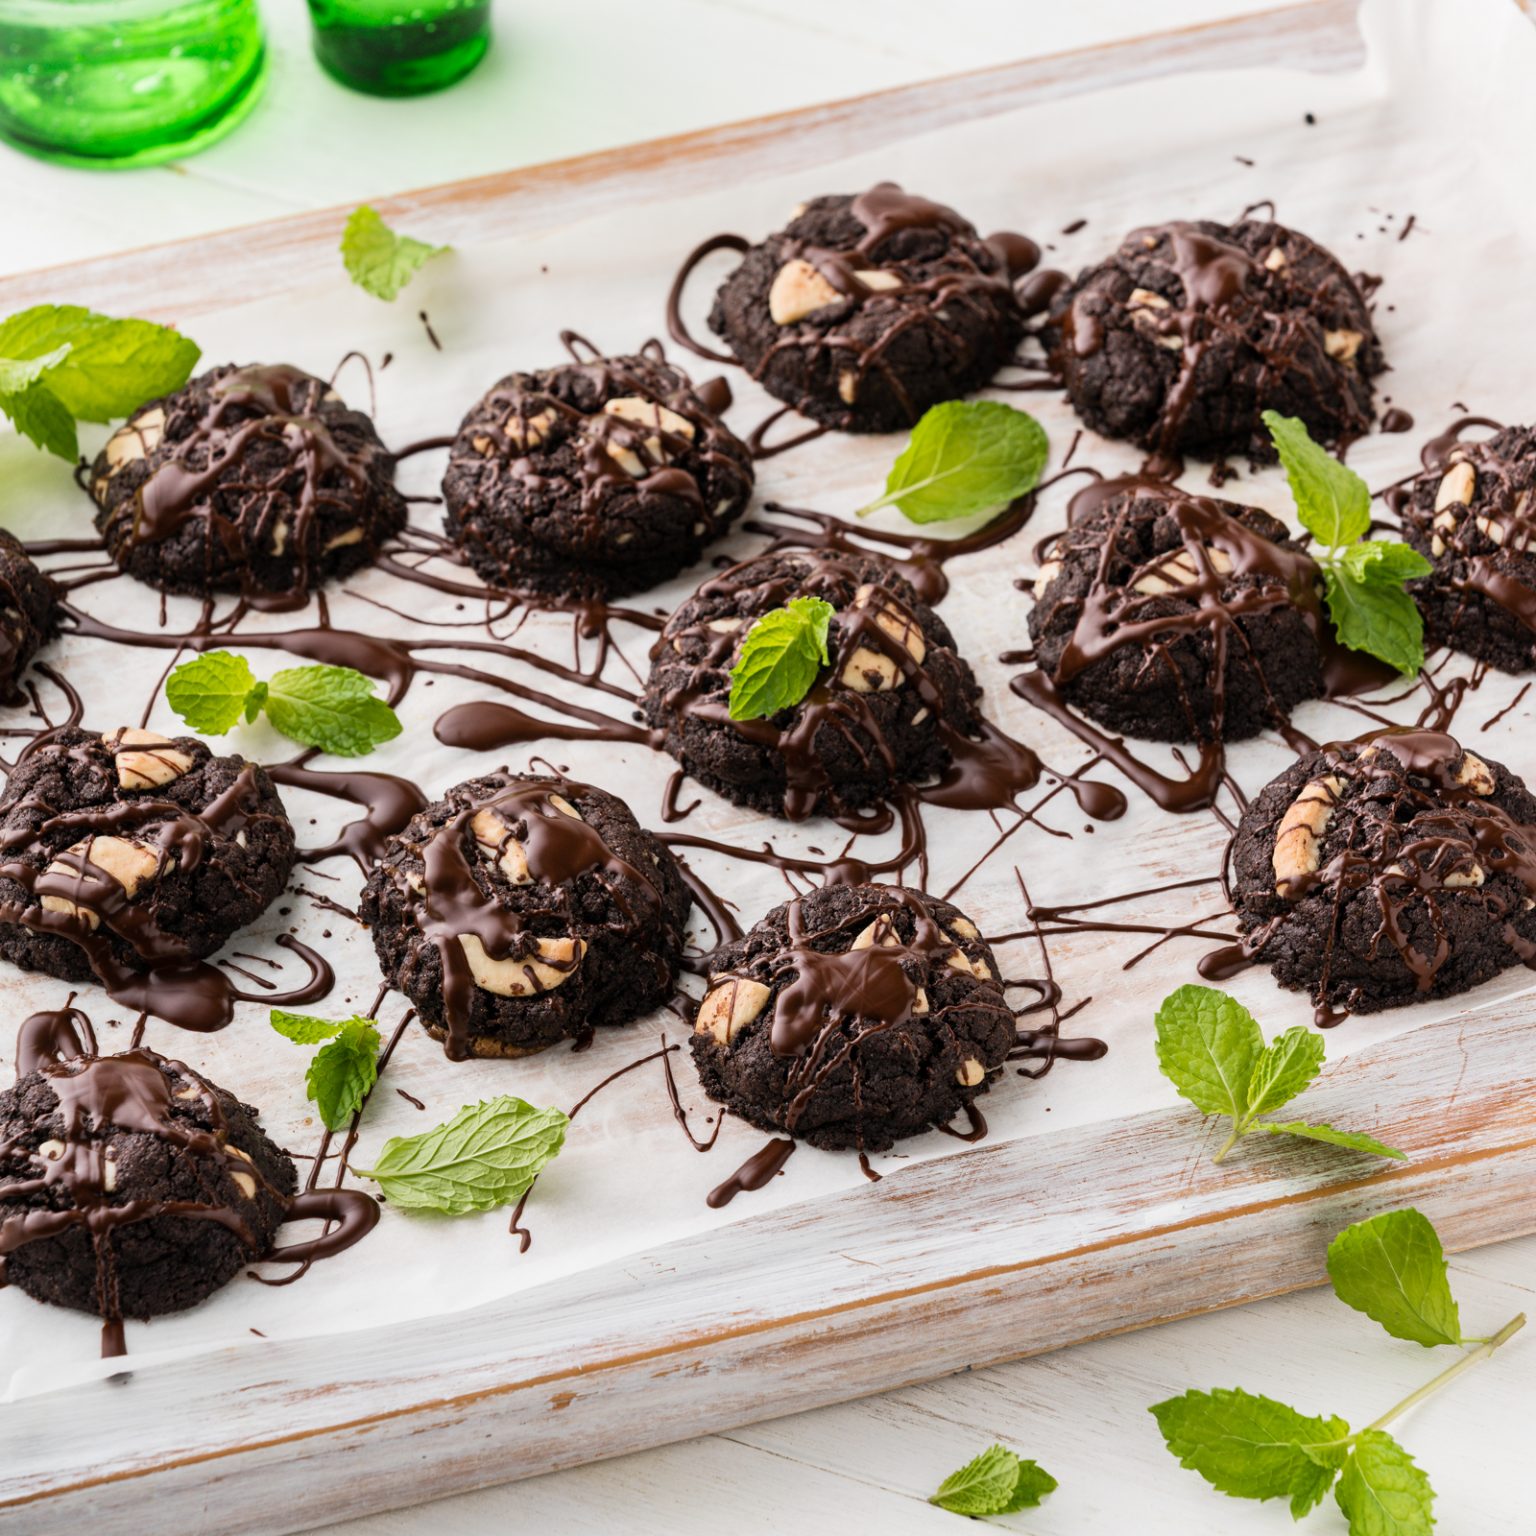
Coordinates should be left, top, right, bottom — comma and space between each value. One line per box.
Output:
928, 1443, 1057, 1517
270, 1009, 381, 1131
341, 206, 449, 302
859, 399, 1048, 524
1152, 1206, 1526, 1533
726, 596, 834, 721
1154, 984, 1403, 1164
351, 1096, 569, 1215
166, 651, 401, 757
0, 304, 200, 460
1264, 411, 1432, 675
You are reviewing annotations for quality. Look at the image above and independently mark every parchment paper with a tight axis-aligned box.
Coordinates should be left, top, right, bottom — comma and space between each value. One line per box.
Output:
3, 0, 1533, 1400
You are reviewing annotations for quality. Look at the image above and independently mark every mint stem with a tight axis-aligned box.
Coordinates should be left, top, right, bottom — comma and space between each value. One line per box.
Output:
1364, 1312, 1526, 1434
1211, 1123, 1245, 1164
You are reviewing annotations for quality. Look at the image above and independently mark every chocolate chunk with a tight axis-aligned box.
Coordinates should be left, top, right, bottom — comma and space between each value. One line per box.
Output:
643, 548, 982, 820
708, 184, 1024, 433
1046, 219, 1382, 463
442, 350, 753, 601
89, 364, 406, 602
360, 771, 691, 1059
691, 883, 1014, 1151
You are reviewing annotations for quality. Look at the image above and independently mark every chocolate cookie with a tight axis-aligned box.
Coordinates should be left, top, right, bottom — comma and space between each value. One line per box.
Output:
0, 1028, 295, 1327
1230, 729, 1536, 1015
643, 549, 982, 820
708, 184, 1024, 433
441, 350, 754, 601
1398, 425, 1536, 672
1028, 480, 1325, 742
0, 528, 57, 704
361, 771, 692, 1060
691, 883, 1014, 1151
1046, 219, 1382, 463
0, 727, 296, 988
90, 364, 407, 604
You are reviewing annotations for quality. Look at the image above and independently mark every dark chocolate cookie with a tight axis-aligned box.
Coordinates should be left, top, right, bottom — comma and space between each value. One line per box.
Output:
361, 771, 691, 1060
643, 548, 982, 820
0, 727, 296, 988
441, 350, 753, 601
1230, 729, 1536, 1015
90, 364, 406, 602
708, 184, 1024, 433
0, 1031, 295, 1325
1046, 219, 1382, 463
1398, 425, 1536, 672
691, 883, 1014, 1151
1028, 480, 1325, 742
0, 528, 57, 704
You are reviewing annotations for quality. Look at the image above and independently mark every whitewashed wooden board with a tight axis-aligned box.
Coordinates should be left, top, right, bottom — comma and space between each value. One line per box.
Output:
4, 2, 1536, 1531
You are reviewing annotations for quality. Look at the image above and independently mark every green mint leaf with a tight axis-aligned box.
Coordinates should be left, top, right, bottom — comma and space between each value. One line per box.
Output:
1244, 1025, 1325, 1118
1260, 1121, 1406, 1160
1326, 1209, 1461, 1346
1154, 983, 1262, 1119
166, 651, 261, 734
0, 305, 199, 422
928, 1444, 1056, 1516
1263, 409, 1370, 547
1341, 539, 1433, 585
263, 664, 402, 756
0, 344, 71, 396
243, 680, 269, 723
306, 1020, 381, 1131
269, 1008, 355, 1045
0, 382, 78, 459
860, 400, 1048, 524
352, 1096, 569, 1214
341, 206, 449, 302
1322, 566, 1426, 677
1150, 1387, 1349, 1507
1335, 1431, 1435, 1536
727, 596, 834, 722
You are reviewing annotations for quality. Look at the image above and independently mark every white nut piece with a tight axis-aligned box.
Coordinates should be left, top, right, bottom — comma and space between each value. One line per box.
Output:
1127, 287, 1170, 310
1272, 775, 1342, 893
955, 1058, 987, 1088
101, 1156, 118, 1194
227, 1145, 257, 1200
1132, 545, 1233, 595
1474, 515, 1506, 546
768, 258, 841, 324
853, 269, 902, 294
850, 914, 901, 951
40, 836, 165, 928
102, 406, 166, 472
457, 934, 586, 997
839, 645, 902, 694
1324, 329, 1364, 363
470, 808, 531, 886
837, 369, 858, 405
505, 406, 557, 450
35, 1138, 64, 1162
1455, 751, 1495, 796
948, 916, 979, 939
944, 943, 991, 981
1434, 461, 1476, 512
104, 727, 196, 791
601, 396, 697, 478
912, 986, 930, 1015
1035, 558, 1062, 587
694, 976, 773, 1044
1442, 866, 1486, 890
322, 525, 366, 553
1263, 247, 1288, 271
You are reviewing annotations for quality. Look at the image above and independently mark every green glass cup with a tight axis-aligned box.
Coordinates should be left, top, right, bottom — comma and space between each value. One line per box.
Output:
308, 0, 490, 98
0, 0, 266, 170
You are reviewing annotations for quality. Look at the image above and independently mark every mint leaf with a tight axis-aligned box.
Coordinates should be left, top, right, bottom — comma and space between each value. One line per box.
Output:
263, 665, 402, 756
307, 1020, 381, 1131
1341, 540, 1433, 584
341, 206, 449, 302
270, 1007, 356, 1044
1321, 567, 1426, 678
1261, 1121, 1405, 1160
928, 1444, 1056, 1516
860, 400, 1048, 524
1335, 1431, 1435, 1536
727, 596, 834, 722
1150, 1387, 1349, 1507
1264, 409, 1370, 546
352, 1096, 569, 1214
1154, 983, 1262, 1119
0, 382, 78, 459
1327, 1210, 1461, 1346
0, 344, 71, 396
166, 651, 261, 734
1245, 1025, 1325, 1118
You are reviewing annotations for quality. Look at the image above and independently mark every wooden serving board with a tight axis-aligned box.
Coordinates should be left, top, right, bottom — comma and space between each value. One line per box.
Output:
4, 3, 1536, 1533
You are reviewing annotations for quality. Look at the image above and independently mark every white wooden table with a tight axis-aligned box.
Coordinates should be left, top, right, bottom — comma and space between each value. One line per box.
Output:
2, 2, 1531, 1531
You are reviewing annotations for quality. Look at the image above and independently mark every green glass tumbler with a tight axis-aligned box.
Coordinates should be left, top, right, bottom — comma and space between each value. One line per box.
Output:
0, 0, 266, 169
308, 0, 490, 98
